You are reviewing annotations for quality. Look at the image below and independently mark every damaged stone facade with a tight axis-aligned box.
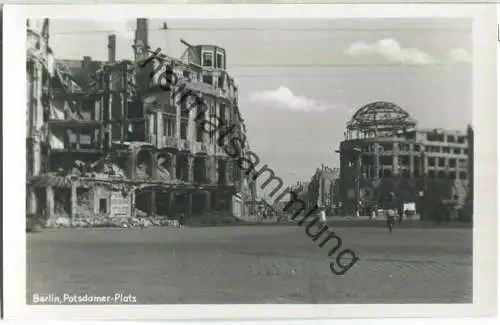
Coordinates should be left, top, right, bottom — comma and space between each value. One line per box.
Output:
338, 101, 471, 218
26, 18, 256, 227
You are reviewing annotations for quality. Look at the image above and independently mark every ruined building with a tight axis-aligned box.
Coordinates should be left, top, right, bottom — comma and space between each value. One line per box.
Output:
338, 101, 471, 218
26, 18, 256, 226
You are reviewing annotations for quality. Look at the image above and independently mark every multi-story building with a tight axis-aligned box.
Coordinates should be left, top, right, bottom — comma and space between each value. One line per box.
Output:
307, 165, 340, 215
338, 101, 471, 217
26, 18, 255, 226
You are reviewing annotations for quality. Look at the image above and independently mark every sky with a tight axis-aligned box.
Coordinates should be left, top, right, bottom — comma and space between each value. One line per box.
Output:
47, 18, 472, 194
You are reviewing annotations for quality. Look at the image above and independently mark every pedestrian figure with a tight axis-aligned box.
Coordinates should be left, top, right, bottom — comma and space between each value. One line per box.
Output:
379, 191, 397, 233
179, 213, 185, 228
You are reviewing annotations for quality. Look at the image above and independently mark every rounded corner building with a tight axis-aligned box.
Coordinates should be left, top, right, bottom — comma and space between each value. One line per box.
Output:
338, 101, 470, 217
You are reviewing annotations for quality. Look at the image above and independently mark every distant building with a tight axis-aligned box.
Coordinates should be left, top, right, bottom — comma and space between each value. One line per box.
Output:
308, 165, 340, 215
338, 101, 470, 217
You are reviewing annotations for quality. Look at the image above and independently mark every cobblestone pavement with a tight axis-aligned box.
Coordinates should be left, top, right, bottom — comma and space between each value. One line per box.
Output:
27, 225, 472, 304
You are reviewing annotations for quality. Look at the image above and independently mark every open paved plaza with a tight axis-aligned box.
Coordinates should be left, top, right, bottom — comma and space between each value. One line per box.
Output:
27, 224, 472, 304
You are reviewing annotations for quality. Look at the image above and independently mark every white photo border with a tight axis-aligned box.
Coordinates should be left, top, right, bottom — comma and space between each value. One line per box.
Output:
3, 3, 497, 320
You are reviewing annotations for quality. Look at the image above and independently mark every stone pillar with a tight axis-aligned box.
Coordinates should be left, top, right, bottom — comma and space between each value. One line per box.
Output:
212, 156, 219, 184
46, 186, 54, 220
186, 154, 194, 217
423, 154, 428, 173
156, 111, 163, 148
187, 154, 194, 183
204, 156, 211, 184
224, 158, 230, 184
27, 187, 37, 215
169, 192, 176, 214
188, 97, 196, 142
169, 153, 176, 180
128, 149, 136, 179
409, 144, 415, 177
175, 94, 181, 141
392, 142, 399, 174
150, 150, 157, 179
203, 191, 211, 212
374, 143, 380, 179
130, 190, 136, 218
150, 190, 157, 216
70, 181, 77, 220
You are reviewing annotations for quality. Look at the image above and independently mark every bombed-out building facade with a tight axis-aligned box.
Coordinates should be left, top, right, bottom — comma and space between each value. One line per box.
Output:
338, 101, 472, 219
26, 18, 256, 226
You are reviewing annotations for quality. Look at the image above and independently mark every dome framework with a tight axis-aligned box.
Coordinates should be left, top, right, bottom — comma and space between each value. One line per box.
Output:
346, 101, 417, 139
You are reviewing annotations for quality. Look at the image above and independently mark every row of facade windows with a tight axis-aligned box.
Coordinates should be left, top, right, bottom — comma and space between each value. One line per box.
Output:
426, 133, 467, 144
360, 168, 468, 180
202, 51, 225, 69
361, 143, 468, 155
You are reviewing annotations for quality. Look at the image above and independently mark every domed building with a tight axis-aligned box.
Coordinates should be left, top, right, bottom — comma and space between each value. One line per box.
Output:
337, 101, 470, 217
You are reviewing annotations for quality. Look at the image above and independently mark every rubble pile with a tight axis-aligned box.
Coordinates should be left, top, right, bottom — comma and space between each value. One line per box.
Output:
43, 207, 184, 229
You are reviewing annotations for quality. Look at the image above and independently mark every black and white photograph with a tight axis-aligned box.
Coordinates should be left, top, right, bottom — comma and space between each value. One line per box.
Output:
2, 3, 497, 320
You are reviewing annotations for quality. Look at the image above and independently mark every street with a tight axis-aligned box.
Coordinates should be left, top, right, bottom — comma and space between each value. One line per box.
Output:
27, 224, 472, 304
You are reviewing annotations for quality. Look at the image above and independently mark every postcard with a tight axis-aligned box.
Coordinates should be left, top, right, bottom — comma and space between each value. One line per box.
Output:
2, 2, 497, 320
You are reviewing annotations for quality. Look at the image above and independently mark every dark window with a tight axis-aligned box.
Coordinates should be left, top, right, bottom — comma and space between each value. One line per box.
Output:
127, 100, 143, 119
202, 73, 213, 85
453, 148, 461, 154
447, 135, 455, 142
449, 171, 457, 179
382, 143, 393, 151
180, 120, 188, 139
216, 53, 224, 69
163, 116, 175, 137
405, 132, 416, 140
464, 148, 468, 155
196, 112, 205, 142
99, 199, 107, 214
202, 52, 213, 67
459, 171, 467, 180
181, 100, 189, 118
449, 158, 457, 168
414, 144, 420, 151
458, 136, 465, 144
438, 158, 445, 167
428, 157, 436, 167
442, 147, 450, 153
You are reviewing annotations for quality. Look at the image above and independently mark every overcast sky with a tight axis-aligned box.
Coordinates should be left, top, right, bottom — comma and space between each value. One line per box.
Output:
47, 18, 472, 193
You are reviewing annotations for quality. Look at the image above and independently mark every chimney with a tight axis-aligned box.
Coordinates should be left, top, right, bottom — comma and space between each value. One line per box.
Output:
108, 34, 116, 63
134, 18, 149, 60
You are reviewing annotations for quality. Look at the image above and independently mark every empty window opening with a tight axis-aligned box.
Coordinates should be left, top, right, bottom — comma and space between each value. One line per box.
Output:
202, 52, 213, 67
216, 53, 224, 69
99, 198, 107, 214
